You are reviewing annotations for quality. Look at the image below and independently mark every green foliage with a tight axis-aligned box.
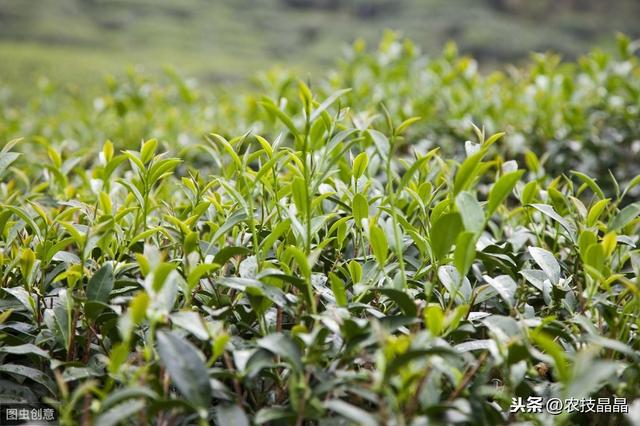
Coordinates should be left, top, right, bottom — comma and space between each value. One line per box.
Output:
1, 35, 640, 425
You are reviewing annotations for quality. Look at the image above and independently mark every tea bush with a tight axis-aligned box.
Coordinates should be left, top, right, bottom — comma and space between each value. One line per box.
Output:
3, 32, 640, 193
1, 36, 640, 425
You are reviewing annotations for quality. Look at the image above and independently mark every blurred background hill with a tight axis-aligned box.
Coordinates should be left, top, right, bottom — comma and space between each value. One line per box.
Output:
1, 0, 639, 99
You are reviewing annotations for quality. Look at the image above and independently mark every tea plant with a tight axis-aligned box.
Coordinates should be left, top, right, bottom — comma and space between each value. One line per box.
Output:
4, 33, 640, 196
0, 78, 640, 425
1, 40, 640, 425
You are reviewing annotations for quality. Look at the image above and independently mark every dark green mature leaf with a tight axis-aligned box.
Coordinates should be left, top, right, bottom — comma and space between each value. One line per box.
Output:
217, 277, 291, 308
528, 247, 561, 285
567, 360, 619, 400
609, 202, 640, 230
100, 387, 159, 410
483, 275, 517, 308
254, 407, 295, 424
258, 333, 302, 372
367, 129, 390, 156
87, 263, 114, 303
379, 288, 417, 317
530, 203, 577, 241
0, 379, 37, 403
213, 246, 251, 265
2, 287, 33, 314
156, 330, 212, 413
324, 399, 378, 426
216, 403, 249, 426
0, 344, 49, 359
438, 265, 472, 304
0, 364, 57, 394
95, 400, 146, 426
210, 210, 248, 244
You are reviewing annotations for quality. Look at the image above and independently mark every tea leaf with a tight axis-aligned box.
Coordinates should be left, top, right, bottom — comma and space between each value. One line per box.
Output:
369, 223, 389, 265
431, 212, 463, 261
528, 247, 561, 285
156, 330, 212, 413
609, 202, 640, 231
87, 263, 114, 303
487, 170, 525, 215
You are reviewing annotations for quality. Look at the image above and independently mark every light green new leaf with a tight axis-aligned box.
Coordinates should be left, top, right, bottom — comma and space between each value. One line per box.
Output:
329, 272, 347, 307
395, 116, 422, 135
152, 263, 177, 292
2, 205, 43, 240
425, 305, 445, 336
0, 152, 20, 176
586, 198, 610, 227
140, 138, 158, 164
369, 224, 389, 265
291, 177, 308, 218
187, 263, 221, 288
529, 330, 570, 383
431, 212, 463, 261
453, 148, 487, 195
487, 170, 525, 215
454, 231, 476, 276
584, 243, 605, 275
572, 171, 605, 199
285, 245, 311, 282
310, 88, 351, 122
352, 193, 369, 226
352, 152, 369, 179
259, 100, 299, 138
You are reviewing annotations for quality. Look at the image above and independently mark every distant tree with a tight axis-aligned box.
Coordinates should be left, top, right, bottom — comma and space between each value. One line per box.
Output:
281, 0, 400, 19
281, 0, 340, 10
486, 0, 629, 15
